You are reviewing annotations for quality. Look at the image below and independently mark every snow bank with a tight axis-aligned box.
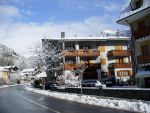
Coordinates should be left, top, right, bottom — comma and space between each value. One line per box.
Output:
0, 84, 19, 89
25, 86, 150, 113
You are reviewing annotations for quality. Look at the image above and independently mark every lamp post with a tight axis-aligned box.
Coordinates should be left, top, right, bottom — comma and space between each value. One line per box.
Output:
80, 71, 83, 95
80, 60, 87, 95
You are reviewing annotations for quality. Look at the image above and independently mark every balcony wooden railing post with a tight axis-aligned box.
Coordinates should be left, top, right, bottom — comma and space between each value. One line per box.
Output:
109, 63, 132, 68
64, 49, 100, 57
107, 50, 131, 57
137, 55, 150, 65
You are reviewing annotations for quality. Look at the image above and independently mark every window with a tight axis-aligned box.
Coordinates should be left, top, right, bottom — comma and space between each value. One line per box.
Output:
141, 45, 149, 55
117, 70, 130, 77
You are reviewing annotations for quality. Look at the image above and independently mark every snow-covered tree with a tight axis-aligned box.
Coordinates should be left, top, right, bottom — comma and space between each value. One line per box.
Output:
0, 43, 26, 69
29, 42, 45, 70
29, 39, 63, 82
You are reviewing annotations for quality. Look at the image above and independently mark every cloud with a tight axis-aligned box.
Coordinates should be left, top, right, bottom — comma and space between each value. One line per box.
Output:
94, 2, 119, 12
0, 14, 127, 57
49, 16, 56, 21
0, 5, 21, 17
0, 2, 128, 57
0, 5, 22, 24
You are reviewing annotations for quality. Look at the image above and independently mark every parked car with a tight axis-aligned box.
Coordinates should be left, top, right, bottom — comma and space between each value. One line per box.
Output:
82, 80, 102, 87
105, 81, 113, 87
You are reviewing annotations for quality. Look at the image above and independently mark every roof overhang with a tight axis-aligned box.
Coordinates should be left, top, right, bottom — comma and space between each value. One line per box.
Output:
117, 7, 150, 26
135, 71, 150, 78
59, 38, 130, 42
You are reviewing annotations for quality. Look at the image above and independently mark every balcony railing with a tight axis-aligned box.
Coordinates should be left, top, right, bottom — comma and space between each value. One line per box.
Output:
133, 26, 150, 40
109, 63, 132, 68
107, 50, 131, 57
63, 63, 77, 70
78, 49, 100, 57
64, 50, 78, 57
63, 62, 101, 70
64, 49, 100, 57
137, 55, 150, 65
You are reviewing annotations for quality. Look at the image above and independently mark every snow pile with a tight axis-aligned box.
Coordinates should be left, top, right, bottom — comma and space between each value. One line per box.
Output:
25, 86, 150, 113
36, 72, 47, 78
0, 84, 19, 89
0, 85, 10, 88
57, 72, 80, 87
64, 73, 80, 87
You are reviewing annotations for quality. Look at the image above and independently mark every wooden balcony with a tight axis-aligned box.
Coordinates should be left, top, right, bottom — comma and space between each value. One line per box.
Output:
63, 63, 101, 70
133, 26, 150, 40
137, 55, 150, 65
63, 63, 77, 70
107, 50, 131, 57
78, 49, 100, 57
64, 50, 78, 57
109, 63, 132, 68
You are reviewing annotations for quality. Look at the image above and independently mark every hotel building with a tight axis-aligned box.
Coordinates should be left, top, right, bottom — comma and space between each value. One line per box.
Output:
42, 31, 132, 84
117, 0, 150, 87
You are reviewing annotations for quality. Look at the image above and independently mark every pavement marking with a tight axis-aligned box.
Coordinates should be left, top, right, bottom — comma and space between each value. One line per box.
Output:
16, 93, 61, 113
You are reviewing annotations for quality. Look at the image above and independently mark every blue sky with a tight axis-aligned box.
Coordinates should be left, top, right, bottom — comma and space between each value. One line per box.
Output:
0, 0, 129, 56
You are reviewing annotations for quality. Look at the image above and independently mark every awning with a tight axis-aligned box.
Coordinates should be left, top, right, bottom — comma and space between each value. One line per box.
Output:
135, 71, 150, 78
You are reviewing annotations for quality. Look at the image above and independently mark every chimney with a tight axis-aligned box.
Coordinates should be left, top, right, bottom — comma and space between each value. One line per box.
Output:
61, 32, 65, 38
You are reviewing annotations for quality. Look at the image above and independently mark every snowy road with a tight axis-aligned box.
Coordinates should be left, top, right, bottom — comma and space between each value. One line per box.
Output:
0, 85, 136, 113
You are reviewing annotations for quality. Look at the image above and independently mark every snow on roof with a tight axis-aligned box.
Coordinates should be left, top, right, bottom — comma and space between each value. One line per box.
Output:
22, 68, 35, 73
44, 36, 130, 42
36, 72, 47, 78
0, 67, 8, 72
20, 72, 26, 76
1, 66, 17, 69
0, 66, 18, 72
62, 36, 129, 40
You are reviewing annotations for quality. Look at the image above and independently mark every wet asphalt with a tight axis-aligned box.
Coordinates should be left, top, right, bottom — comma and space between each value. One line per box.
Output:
0, 85, 137, 113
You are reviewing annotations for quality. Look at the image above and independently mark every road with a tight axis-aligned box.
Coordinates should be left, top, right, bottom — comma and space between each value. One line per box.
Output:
0, 85, 136, 113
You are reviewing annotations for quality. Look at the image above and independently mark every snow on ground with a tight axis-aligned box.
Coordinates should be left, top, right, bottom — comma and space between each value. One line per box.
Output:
25, 86, 150, 113
0, 84, 19, 89
0, 85, 10, 88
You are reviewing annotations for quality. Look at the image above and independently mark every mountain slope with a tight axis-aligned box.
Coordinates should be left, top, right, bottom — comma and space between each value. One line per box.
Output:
0, 43, 26, 69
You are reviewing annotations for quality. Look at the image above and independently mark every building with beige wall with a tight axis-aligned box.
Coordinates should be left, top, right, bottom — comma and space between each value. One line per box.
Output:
117, 0, 150, 87
42, 31, 132, 84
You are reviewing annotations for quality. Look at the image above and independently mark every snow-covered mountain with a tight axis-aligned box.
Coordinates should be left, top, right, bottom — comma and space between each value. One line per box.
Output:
0, 43, 26, 70
0, 43, 18, 58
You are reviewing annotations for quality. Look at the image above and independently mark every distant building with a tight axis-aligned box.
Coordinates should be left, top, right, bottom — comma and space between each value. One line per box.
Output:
21, 68, 36, 80
117, 0, 150, 87
0, 66, 19, 84
42, 31, 132, 84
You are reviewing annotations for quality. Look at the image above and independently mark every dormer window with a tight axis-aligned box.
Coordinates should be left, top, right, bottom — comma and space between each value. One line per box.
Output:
130, 0, 143, 10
